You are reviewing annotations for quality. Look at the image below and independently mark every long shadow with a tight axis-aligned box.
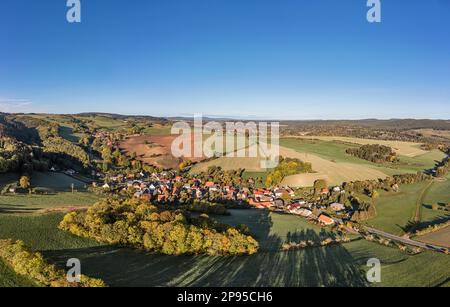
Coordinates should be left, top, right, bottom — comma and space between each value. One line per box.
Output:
44, 210, 369, 287
0, 204, 43, 214
401, 214, 450, 234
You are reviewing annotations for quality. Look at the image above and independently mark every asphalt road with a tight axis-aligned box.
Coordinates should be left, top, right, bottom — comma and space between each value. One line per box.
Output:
364, 226, 448, 253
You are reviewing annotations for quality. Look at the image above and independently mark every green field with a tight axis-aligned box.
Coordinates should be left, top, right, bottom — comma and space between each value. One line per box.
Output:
1, 209, 448, 287
73, 115, 127, 130
421, 174, 450, 223
0, 172, 98, 213
0, 193, 98, 214
142, 126, 172, 135
0, 213, 101, 251
362, 174, 450, 237
30, 172, 88, 192
364, 181, 432, 236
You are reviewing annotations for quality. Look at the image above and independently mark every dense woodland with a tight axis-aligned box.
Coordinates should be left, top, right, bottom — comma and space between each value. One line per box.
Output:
346, 144, 398, 163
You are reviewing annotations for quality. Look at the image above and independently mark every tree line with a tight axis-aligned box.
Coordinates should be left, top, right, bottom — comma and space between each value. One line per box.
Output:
59, 197, 259, 256
0, 239, 105, 287
266, 157, 313, 187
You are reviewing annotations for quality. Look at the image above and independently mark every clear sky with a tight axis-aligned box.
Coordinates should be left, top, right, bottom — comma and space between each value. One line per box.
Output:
1, 0, 449, 119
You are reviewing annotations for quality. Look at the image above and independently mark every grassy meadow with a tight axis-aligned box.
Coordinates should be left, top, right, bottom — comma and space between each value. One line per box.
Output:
363, 181, 432, 236
0, 172, 98, 214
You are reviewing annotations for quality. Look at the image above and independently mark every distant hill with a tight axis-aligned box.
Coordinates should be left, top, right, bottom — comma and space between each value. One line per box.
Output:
75, 112, 169, 124
280, 119, 450, 130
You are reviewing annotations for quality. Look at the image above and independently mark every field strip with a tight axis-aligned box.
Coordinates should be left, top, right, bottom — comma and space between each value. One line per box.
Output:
291, 136, 427, 157
279, 146, 389, 186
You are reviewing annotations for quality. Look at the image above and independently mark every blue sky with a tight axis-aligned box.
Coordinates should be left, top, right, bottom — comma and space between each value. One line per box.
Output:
1, 0, 449, 119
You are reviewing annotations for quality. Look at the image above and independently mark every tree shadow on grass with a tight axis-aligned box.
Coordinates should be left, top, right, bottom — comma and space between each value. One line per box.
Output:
401, 214, 450, 234
44, 210, 369, 287
0, 204, 43, 214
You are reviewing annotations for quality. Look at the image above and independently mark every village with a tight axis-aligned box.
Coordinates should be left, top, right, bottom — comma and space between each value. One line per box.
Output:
89, 168, 352, 229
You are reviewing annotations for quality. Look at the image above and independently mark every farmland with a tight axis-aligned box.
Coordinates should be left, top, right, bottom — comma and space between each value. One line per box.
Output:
279, 145, 389, 187
280, 138, 445, 174
293, 136, 429, 157
120, 134, 207, 169
0, 172, 98, 214
362, 174, 450, 240
363, 181, 432, 236
189, 137, 445, 187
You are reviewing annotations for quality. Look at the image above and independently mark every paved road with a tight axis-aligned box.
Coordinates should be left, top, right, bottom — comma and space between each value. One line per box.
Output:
364, 226, 448, 253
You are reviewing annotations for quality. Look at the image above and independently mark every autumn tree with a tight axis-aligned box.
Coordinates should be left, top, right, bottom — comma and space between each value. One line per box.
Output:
19, 175, 30, 189
313, 179, 328, 194
371, 190, 380, 205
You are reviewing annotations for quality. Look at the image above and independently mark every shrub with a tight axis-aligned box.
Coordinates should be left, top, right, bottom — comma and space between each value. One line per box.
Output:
346, 144, 398, 163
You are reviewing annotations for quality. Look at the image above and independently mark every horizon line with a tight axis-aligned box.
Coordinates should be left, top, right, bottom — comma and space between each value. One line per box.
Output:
2, 111, 450, 122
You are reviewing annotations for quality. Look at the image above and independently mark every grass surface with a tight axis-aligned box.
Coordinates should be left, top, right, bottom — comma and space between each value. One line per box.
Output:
0, 213, 101, 251
0, 192, 98, 214
73, 115, 127, 130
421, 175, 450, 223
364, 181, 432, 236
142, 126, 172, 135
30, 172, 88, 192
417, 227, 450, 248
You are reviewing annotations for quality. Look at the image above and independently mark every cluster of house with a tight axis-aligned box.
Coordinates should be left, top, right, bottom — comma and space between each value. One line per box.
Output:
99, 172, 251, 203
286, 200, 348, 226
96, 171, 352, 228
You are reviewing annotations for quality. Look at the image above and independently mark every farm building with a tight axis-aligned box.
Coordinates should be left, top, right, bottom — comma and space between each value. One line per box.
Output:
318, 214, 335, 226
330, 203, 346, 211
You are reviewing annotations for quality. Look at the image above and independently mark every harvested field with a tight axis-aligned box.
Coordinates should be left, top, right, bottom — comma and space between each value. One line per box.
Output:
294, 136, 428, 157
120, 134, 206, 169
191, 142, 389, 186
279, 146, 389, 187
